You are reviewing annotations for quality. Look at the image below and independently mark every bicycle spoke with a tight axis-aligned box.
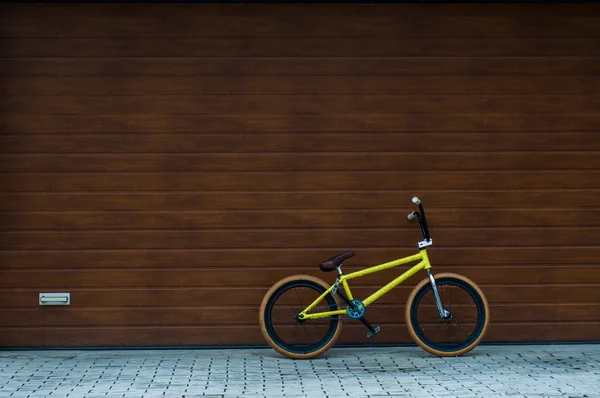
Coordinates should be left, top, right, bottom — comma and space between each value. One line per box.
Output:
453, 320, 470, 338
294, 287, 303, 306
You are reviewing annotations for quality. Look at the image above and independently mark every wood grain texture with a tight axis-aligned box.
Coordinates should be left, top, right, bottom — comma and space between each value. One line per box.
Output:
3, 153, 600, 172
3, 172, 600, 192
2, 209, 600, 229
3, 58, 600, 77
3, 133, 600, 153
6, 76, 600, 96
4, 114, 599, 133
2, 4, 599, 38
1, 247, 600, 269
1, 191, 598, 211
2, 228, 600, 249
1, 267, 599, 288
4, 96, 600, 114
1, 2, 599, 348
4, 38, 600, 57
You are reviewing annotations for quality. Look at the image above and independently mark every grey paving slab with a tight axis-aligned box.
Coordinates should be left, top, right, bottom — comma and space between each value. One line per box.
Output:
0, 344, 599, 397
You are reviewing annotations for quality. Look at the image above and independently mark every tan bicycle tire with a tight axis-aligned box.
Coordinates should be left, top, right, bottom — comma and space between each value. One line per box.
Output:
405, 272, 490, 357
259, 274, 343, 360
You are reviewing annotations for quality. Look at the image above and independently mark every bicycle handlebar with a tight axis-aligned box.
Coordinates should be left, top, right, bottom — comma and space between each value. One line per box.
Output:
407, 196, 422, 219
407, 196, 431, 242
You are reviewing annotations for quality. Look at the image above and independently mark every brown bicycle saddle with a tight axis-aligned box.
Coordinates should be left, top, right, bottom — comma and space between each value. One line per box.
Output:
319, 251, 355, 272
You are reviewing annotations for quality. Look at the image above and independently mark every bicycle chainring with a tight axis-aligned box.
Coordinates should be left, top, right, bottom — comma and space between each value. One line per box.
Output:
346, 299, 365, 319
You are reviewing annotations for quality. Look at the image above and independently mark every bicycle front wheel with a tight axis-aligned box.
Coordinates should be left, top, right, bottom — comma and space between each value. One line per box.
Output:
259, 274, 343, 359
406, 272, 489, 357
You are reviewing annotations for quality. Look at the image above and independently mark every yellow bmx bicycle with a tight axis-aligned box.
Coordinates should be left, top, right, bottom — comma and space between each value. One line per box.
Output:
259, 197, 490, 359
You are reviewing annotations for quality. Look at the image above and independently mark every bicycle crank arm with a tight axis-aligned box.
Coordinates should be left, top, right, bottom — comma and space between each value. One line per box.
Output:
367, 325, 381, 338
336, 290, 354, 307
337, 291, 381, 338
360, 316, 380, 338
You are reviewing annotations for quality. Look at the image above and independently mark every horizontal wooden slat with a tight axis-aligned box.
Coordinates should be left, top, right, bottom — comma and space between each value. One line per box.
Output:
2, 228, 599, 250
0, 328, 43, 347
2, 322, 600, 347
2, 153, 600, 173
3, 38, 600, 57
487, 304, 600, 323
4, 114, 599, 134
2, 247, 598, 269
2, 209, 599, 230
4, 18, 596, 40
2, 58, 599, 77
3, 133, 599, 154
3, 172, 600, 192
4, 95, 600, 114
0, 191, 598, 211
2, 8, 599, 38
7, 76, 600, 95
1, 267, 599, 288
2, 303, 598, 327
1, 285, 598, 309
1, 3, 598, 19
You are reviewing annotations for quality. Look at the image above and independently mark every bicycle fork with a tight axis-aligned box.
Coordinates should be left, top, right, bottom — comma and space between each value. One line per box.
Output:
427, 270, 451, 319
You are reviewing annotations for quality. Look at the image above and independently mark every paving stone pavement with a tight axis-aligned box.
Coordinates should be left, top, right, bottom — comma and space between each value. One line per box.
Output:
0, 344, 598, 398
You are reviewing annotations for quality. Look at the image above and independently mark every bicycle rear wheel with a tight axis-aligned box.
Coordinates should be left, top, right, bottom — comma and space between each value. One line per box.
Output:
259, 274, 342, 359
406, 272, 489, 357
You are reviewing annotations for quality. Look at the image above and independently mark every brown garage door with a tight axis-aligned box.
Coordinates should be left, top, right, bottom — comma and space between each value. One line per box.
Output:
1, 3, 599, 347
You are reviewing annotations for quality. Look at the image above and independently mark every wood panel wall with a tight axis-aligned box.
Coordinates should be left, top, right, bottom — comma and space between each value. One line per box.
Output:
1, 3, 599, 347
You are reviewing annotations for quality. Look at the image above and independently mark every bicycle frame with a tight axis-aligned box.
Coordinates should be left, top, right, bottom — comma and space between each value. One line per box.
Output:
298, 249, 432, 320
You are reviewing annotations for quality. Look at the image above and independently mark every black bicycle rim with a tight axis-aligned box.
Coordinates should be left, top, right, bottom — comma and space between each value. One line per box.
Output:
410, 278, 486, 353
265, 280, 339, 355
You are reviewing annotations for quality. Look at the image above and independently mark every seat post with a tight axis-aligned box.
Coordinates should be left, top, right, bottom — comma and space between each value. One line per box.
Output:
337, 266, 343, 276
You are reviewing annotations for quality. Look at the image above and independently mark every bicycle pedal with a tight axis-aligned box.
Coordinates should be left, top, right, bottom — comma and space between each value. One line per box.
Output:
366, 326, 381, 338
